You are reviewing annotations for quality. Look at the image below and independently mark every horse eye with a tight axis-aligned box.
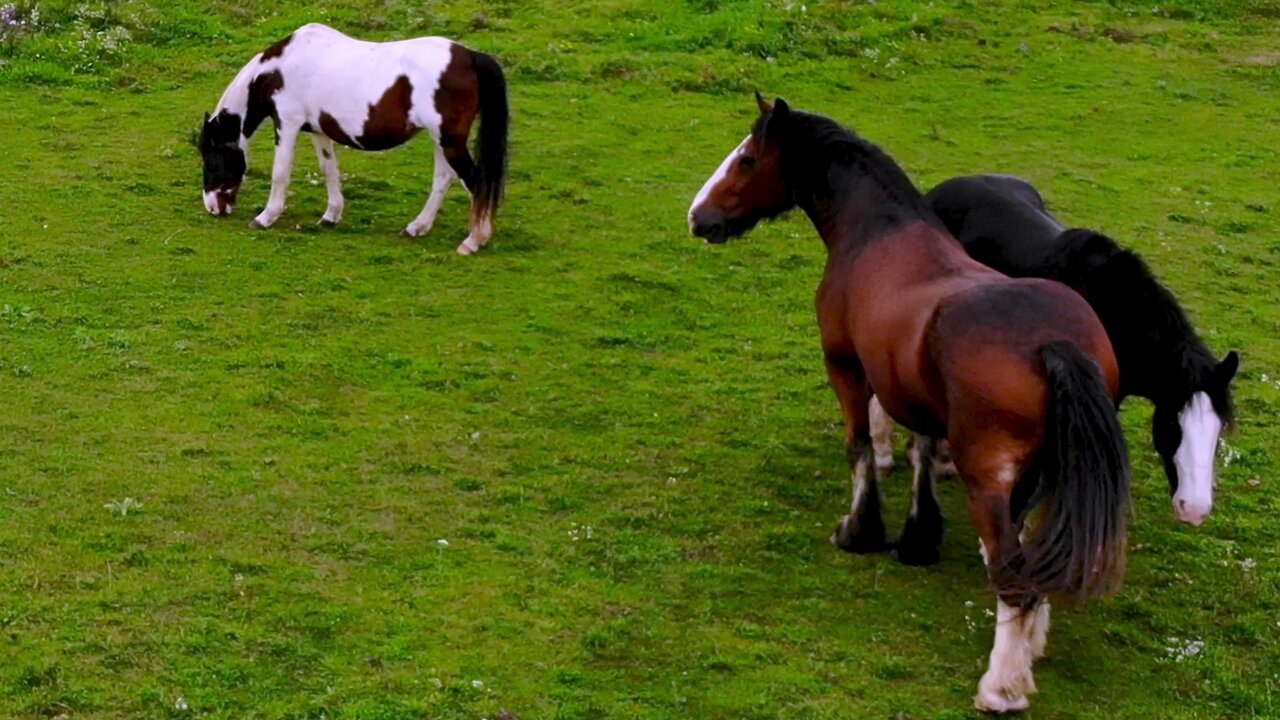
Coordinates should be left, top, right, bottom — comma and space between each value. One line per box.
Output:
739, 155, 756, 169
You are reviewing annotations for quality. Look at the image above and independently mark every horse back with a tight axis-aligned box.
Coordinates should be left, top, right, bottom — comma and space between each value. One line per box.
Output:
263, 24, 465, 147
925, 174, 1067, 275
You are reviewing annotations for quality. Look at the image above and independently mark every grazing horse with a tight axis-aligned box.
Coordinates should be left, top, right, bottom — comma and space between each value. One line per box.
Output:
872, 174, 1237, 525
198, 23, 508, 255
688, 95, 1131, 713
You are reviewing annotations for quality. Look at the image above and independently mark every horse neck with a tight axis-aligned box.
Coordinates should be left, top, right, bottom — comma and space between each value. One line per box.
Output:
215, 58, 261, 139
785, 133, 934, 255
1070, 241, 1215, 403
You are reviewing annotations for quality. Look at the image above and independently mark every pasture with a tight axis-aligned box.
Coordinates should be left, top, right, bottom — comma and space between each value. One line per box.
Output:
2, 1, 1279, 717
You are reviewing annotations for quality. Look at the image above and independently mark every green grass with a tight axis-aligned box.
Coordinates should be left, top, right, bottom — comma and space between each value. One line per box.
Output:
2, 1, 1279, 718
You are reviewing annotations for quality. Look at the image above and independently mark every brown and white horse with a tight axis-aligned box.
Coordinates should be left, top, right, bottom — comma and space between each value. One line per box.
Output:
689, 95, 1131, 713
198, 23, 508, 255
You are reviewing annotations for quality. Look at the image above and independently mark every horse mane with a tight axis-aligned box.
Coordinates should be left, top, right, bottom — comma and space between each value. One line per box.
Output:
1046, 228, 1234, 423
762, 110, 934, 231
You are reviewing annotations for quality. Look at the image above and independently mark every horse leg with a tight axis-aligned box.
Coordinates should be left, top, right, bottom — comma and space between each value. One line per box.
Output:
437, 137, 489, 255
403, 141, 456, 238
963, 459, 1042, 714
869, 396, 895, 473
310, 134, 344, 227
891, 434, 945, 566
826, 359, 888, 553
251, 123, 301, 229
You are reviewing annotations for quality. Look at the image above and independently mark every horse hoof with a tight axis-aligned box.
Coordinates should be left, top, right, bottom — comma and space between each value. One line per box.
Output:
249, 219, 266, 230
891, 541, 942, 567
974, 689, 1030, 715
456, 242, 477, 256
892, 515, 944, 566
830, 515, 887, 554
318, 218, 336, 228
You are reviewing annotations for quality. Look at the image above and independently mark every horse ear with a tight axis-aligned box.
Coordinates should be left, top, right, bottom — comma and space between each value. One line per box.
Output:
773, 98, 791, 119
755, 90, 773, 115
1216, 351, 1239, 384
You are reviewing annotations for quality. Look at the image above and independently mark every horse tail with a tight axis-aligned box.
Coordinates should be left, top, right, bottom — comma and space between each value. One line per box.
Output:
1022, 340, 1129, 602
471, 50, 508, 222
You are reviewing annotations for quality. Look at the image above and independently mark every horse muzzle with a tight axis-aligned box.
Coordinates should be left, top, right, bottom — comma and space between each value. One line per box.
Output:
1174, 495, 1211, 526
689, 207, 728, 244
204, 190, 236, 217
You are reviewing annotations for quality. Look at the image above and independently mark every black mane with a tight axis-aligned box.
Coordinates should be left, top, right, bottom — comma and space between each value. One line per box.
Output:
1044, 228, 1234, 424
762, 109, 934, 240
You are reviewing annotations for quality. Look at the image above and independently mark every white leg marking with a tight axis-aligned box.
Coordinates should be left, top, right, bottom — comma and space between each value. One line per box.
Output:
906, 435, 935, 518
869, 396, 895, 472
311, 134, 344, 225
849, 451, 870, 514
252, 124, 301, 228
975, 598, 1036, 713
458, 210, 493, 255
1172, 392, 1222, 525
405, 142, 456, 238
1028, 601, 1050, 660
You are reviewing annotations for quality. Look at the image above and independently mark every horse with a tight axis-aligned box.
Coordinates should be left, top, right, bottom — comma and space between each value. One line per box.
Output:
870, 174, 1237, 526
688, 95, 1131, 713
198, 23, 508, 255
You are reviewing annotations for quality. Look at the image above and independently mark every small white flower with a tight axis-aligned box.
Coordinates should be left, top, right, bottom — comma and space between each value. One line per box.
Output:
437, 539, 449, 547
469, 431, 481, 442
471, 679, 485, 689
175, 696, 189, 711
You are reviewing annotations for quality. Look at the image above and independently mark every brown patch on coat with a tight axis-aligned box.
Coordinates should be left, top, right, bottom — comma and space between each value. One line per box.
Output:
245, 70, 284, 138
319, 112, 357, 147
434, 44, 480, 146
260, 33, 293, 62
356, 75, 420, 150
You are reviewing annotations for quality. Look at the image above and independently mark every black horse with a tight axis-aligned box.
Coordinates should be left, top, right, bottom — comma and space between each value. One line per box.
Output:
875, 174, 1235, 536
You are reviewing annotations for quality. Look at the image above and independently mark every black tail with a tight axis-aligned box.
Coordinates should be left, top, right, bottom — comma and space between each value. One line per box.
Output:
471, 50, 508, 221
1021, 341, 1130, 602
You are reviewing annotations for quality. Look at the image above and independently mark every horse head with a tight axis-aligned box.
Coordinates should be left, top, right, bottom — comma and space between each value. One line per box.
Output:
198, 110, 247, 216
687, 92, 796, 243
1153, 350, 1238, 525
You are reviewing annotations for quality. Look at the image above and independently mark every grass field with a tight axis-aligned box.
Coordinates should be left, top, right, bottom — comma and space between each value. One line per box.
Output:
2, 1, 1279, 718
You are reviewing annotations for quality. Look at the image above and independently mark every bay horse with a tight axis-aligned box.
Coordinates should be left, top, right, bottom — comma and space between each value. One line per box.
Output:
688, 95, 1131, 713
198, 23, 508, 255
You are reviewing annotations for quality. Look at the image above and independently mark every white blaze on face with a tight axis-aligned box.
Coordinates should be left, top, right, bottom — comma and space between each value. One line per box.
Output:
688, 135, 750, 230
1172, 392, 1221, 525
204, 190, 219, 215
